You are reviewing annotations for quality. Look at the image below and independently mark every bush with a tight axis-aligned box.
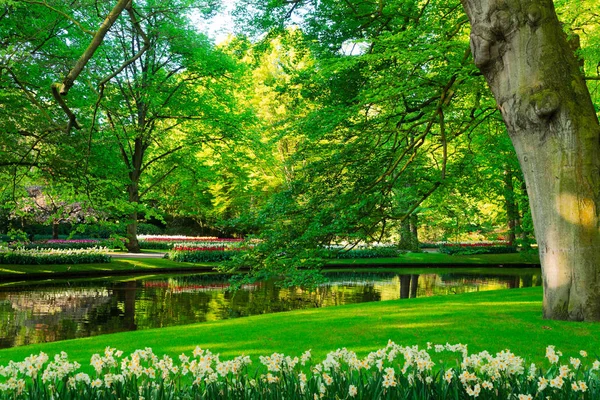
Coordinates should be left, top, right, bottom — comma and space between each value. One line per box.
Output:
167, 249, 240, 262
0, 248, 111, 264
137, 223, 164, 235
74, 223, 125, 239
439, 245, 518, 255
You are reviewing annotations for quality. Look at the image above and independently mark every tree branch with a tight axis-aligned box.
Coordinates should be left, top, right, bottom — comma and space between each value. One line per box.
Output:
139, 165, 178, 199
140, 145, 184, 173
56, 0, 131, 96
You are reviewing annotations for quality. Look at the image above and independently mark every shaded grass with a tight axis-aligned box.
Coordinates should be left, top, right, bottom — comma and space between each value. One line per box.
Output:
327, 252, 540, 266
1, 286, 596, 372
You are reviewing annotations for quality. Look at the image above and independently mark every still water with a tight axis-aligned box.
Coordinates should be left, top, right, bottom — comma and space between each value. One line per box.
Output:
0, 269, 541, 349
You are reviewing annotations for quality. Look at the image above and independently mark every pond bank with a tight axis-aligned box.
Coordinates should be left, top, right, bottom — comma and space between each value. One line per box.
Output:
0, 252, 540, 281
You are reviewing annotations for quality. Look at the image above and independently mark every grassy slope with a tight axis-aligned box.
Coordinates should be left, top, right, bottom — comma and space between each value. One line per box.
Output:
1, 286, 596, 371
0, 252, 540, 280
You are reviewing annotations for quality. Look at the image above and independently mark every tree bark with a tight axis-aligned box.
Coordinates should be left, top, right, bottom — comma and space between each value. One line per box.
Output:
399, 214, 419, 251
503, 166, 518, 245
125, 138, 145, 253
461, 0, 600, 320
52, 221, 59, 240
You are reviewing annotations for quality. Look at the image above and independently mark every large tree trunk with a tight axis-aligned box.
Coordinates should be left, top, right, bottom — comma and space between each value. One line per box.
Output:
503, 166, 518, 245
461, 0, 600, 320
399, 214, 420, 251
125, 139, 143, 253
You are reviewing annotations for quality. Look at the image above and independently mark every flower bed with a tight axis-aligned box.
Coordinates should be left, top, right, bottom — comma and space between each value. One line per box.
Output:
138, 236, 243, 250
0, 342, 597, 399
167, 244, 244, 263
0, 247, 111, 265
23, 239, 101, 250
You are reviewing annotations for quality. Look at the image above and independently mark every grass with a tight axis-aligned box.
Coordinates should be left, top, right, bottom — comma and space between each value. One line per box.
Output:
0, 252, 539, 280
1, 286, 596, 373
327, 252, 540, 266
0, 257, 214, 279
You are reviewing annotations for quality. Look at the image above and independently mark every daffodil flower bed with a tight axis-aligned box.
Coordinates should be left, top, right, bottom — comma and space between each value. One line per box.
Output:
0, 247, 111, 265
1, 342, 598, 399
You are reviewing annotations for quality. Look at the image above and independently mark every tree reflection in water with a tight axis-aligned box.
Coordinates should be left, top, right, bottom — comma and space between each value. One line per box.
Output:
0, 269, 541, 349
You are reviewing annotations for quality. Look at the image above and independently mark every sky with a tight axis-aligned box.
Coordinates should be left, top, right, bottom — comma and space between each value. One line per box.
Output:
193, 1, 237, 43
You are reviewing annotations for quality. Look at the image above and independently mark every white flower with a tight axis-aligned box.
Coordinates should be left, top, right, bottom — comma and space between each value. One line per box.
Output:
91, 379, 102, 388
570, 357, 581, 369
444, 369, 453, 383
349, 384, 358, 397
301, 350, 311, 366
537, 376, 548, 392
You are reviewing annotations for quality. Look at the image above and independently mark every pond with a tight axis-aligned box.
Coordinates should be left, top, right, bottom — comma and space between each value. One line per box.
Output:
0, 268, 541, 349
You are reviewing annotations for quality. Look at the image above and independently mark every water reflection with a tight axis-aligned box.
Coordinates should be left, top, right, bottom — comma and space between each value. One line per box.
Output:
0, 269, 541, 349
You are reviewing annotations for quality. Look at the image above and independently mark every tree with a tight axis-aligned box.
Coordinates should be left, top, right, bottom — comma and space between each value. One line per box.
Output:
85, 1, 245, 252
228, 0, 501, 275
1, 1, 248, 252
460, 0, 600, 320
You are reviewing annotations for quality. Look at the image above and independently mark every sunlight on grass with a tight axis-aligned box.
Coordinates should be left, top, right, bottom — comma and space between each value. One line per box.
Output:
0, 268, 24, 274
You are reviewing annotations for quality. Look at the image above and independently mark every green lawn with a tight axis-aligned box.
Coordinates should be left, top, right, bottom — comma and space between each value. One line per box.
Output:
327, 252, 540, 266
0, 257, 214, 279
0, 252, 539, 280
1, 286, 596, 373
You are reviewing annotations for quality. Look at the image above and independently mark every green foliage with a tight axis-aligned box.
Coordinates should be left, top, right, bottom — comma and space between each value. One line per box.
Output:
324, 246, 402, 259
0, 248, 111, 264
139, 240, 173, 250
136, 223, 164, 236
73, 223, 125, 239
439, 245, 518, 255
167, 249, 240, 263
6, 228, 28, 246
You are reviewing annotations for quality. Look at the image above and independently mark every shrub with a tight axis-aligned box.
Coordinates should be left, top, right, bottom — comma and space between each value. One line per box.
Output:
324, 246, 402, 259
167, 249, 240, 262
439, 245, 517, 255
137, 223, 164, 235
0, 248, 111, 265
